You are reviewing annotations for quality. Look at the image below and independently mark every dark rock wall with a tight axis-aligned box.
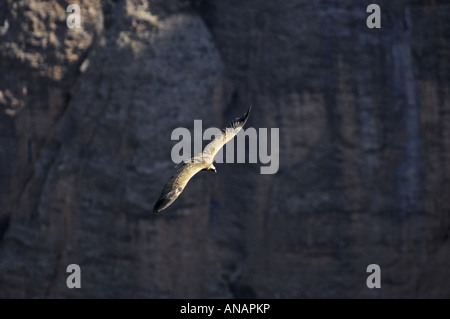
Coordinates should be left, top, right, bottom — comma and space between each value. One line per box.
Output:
0, 0, 449, 298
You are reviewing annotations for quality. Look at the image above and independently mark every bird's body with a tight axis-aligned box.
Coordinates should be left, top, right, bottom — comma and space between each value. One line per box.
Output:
153, 106, 251, 213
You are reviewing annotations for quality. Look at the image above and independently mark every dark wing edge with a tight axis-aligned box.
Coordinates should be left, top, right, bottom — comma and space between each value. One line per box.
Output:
153, 175, 182, 213
153, 185, 182, 213
153, 163, 186, 213
224, 105, 251, 132
203, 105, 252, 158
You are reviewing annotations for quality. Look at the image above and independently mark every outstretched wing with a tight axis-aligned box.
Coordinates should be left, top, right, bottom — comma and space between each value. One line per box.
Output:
153, 161, 206, 213
203, 106, 251, 160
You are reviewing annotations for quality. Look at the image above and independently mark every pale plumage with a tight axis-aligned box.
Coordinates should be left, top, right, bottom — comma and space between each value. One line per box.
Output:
153, 106, 251, 213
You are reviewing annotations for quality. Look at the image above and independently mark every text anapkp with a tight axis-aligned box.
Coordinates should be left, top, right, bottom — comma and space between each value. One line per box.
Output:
180, 303, 270, 316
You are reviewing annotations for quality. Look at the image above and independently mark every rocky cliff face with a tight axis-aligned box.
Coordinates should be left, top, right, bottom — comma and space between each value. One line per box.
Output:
0, 0, 449, 298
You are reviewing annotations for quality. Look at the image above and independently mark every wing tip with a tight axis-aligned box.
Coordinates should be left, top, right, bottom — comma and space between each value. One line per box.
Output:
240, 105, 252, 125
153, 187, 183, 213
228, 105, 252, 129
153, 197, 169, 213
242, 105, 251, 121
153, 203, 164, 213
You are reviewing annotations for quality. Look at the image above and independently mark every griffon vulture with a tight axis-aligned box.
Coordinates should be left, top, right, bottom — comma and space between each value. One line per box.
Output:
153, 106, 251, 213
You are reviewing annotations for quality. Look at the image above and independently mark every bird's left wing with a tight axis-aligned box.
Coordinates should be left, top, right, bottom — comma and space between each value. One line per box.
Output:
203, 106, 251, 160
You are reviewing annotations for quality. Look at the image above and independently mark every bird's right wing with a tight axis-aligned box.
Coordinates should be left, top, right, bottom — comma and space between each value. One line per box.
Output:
203, 106, 251, 160
153, 161, 205, 213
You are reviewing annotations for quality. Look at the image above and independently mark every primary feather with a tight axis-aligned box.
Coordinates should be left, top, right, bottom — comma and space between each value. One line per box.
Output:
203, 106, 251, 159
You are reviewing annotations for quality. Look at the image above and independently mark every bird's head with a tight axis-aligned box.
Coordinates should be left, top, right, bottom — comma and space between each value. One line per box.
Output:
209, 164, 217, 173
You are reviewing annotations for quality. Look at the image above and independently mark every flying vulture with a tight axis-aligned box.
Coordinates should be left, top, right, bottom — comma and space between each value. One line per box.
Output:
153, 106, 251, 213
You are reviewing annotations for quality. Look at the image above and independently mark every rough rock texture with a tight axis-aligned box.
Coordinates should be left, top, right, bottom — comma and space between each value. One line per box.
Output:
0, 0, 449, 298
